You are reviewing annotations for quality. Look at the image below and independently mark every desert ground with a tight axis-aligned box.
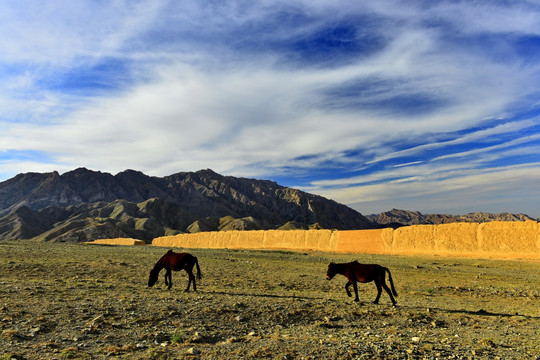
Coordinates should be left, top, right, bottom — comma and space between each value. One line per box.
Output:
0, 241, 538, 359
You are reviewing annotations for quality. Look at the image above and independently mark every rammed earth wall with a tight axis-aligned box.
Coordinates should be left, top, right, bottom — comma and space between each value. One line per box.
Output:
85, 238, 146, 246
152, 221, 540, 260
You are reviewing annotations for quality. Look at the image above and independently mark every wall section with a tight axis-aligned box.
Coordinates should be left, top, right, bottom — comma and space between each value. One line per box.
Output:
151, 221, 540, 260
85, 238, 146, 246
335, 230, 385, 254
477, 221, 539, 258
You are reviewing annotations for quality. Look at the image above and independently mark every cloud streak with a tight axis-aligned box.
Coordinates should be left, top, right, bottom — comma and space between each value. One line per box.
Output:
1, 1, 540, 217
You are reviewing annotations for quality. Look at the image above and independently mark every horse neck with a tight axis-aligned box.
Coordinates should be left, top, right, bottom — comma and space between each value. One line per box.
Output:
154, 256, 168, 270
334, 263, 349, 275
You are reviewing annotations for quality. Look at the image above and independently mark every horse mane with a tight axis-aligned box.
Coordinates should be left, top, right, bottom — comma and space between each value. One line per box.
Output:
154, 250, 174, 268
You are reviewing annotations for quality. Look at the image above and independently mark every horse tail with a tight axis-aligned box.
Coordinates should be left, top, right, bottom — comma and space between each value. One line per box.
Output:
385, 267, 398, 297
194, 256, 202, 280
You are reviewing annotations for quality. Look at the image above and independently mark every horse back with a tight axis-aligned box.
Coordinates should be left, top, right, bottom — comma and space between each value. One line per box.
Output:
165, 251, 194, 271
349, 263, 384, 283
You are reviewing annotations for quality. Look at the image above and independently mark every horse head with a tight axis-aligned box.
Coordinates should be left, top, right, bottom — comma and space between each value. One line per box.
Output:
326, 262, 337, 280
148, 267, 160, 287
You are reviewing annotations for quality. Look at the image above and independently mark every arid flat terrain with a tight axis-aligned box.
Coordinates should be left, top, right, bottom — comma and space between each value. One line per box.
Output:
1, 241, 538, 359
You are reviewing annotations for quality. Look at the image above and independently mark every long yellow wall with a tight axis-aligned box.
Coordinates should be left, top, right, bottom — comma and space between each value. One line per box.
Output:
152, 221, 540, 260
85, 238, 146, 246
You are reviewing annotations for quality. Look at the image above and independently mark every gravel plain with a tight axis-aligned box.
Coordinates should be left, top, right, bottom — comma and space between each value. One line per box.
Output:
1, 241, 539, 359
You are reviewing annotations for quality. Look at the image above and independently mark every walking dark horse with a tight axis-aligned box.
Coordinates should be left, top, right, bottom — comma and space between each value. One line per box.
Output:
148, 250, 202, 291
326, 261, 398, 306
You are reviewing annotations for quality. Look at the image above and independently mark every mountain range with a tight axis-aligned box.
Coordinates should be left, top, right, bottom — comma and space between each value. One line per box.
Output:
367, 208, 537, 228
0, 168, 536, 243
0, 168, 373, 242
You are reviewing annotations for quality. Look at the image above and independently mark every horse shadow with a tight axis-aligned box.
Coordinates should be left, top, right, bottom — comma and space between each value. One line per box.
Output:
200, 289, 325, 301
403, 305, 540, 319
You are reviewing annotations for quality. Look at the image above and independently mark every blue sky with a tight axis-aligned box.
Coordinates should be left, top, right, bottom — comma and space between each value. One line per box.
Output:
1, 1, 540, 217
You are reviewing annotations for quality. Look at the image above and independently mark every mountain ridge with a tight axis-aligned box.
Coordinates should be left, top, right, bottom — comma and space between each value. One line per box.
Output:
0, 168, 374, 242
368, 208, 538, 228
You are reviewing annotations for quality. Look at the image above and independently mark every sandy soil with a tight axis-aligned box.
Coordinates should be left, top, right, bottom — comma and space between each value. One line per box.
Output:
1, 241, 539, 359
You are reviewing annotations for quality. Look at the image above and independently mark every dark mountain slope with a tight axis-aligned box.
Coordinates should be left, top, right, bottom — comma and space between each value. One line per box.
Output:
0, 168, 374, 242
163, 169, 369, 229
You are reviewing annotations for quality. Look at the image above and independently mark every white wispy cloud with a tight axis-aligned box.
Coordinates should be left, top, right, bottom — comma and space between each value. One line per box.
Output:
1, 0, 540, 216
367, 118, 540, 165
314, 163, 540, 215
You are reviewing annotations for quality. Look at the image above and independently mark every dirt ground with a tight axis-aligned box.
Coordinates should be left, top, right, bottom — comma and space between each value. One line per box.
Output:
0, 241, 538, 359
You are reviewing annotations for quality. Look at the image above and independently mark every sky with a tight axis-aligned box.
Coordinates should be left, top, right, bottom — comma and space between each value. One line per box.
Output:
1, 1, 540, 218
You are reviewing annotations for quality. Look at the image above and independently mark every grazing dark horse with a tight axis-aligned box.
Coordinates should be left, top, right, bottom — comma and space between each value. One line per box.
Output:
326, 261, 398, 306
148, 250, 202, 291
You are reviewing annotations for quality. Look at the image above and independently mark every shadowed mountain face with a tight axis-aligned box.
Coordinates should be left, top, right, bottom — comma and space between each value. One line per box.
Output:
0, 168, 374, 242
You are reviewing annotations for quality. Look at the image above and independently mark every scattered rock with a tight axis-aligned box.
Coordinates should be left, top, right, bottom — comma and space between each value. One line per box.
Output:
190, 332, 203, 343
29, 327, 41, 337
226, 336, 241, 343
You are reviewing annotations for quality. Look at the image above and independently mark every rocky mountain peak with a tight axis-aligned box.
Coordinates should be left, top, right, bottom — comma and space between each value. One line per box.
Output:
0, 168, 374, 242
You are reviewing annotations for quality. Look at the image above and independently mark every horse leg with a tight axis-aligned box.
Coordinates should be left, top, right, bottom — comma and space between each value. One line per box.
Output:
191, 271, 197, 292
185, 269, 195, 292
345, 281, 353, 297
373, 281, 382, 304
352, 281, 360, 302
166, 269, 172, 290
188, 262, 197, 291
381, 280, 397, 306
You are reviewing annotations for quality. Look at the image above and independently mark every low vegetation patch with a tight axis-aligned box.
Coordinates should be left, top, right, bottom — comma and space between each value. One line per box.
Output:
0, 241, 538, 359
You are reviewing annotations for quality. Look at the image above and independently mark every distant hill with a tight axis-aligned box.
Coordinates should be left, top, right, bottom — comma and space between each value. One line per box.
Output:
0, 168, 374, 242
368, 208, 538, 228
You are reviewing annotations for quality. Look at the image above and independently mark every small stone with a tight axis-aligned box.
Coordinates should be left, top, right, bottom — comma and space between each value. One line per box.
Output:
90, 315, 103, 325
187, 347, 198, 355
411, 337, 420, 343
191, 332, 203, 343
29, 327, 41, 337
